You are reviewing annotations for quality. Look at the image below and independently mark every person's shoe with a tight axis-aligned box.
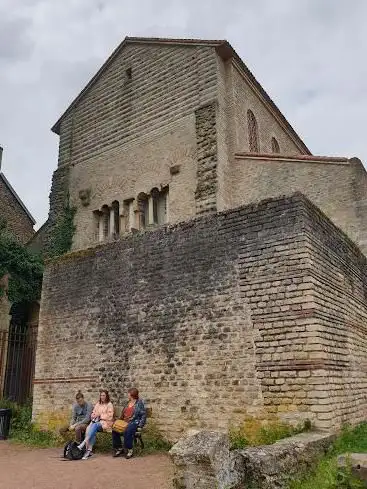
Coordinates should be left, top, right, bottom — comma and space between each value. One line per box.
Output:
82, 450, 92, 460
113, 448, 124, 458
126, 449, 133, 459
77, 442, 86, 451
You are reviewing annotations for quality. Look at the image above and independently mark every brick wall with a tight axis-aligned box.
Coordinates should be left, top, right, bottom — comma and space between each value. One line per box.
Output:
231, 154, 367, 255
0, 176, 34, 244
33, 194, 367, 439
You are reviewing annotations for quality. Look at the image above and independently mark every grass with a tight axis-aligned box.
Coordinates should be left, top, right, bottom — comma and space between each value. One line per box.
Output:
229, 415, 312, 449
0, 399, 171, 454
289, 423, 367, 489
0, 399, 61, 448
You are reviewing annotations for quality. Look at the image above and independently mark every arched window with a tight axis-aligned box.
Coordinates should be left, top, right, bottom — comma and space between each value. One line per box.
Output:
247, 109, 259, 153
271, 137, 280, 154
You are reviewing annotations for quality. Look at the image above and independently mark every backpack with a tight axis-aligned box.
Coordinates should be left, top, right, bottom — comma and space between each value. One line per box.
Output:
63, 441, 85, 460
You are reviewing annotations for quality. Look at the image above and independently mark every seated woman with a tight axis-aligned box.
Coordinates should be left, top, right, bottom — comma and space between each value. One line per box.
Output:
112, 388, 146, 459
78, 389, 114, 460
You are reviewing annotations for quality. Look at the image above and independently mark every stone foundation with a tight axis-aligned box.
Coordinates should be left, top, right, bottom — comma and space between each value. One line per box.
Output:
170, 429, 335, 489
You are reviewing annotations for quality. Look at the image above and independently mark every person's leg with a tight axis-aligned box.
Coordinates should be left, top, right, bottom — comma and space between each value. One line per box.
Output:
59, 425, 69, 439
112, 430, 123, 449
75, 424, 88, 444
81, 422, 102, 459
124, 423, 138, 458
112, 430, 124, 456
87, 422, 102, 449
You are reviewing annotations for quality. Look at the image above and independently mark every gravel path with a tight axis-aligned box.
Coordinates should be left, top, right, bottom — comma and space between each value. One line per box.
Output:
0, 441, 173, 489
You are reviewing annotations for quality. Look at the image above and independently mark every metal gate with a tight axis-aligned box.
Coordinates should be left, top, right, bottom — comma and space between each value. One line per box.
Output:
0, 323, 37, 404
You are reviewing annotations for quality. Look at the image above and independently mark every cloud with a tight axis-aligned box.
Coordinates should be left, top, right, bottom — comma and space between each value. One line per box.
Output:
0, 0, 366, 229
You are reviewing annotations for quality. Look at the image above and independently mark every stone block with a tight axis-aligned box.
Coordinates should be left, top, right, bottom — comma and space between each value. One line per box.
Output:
338, 453, 367, 484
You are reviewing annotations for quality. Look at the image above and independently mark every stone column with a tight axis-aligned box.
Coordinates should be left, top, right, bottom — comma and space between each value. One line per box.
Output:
98, 213, 104, 242
109, 207, 115, 236
148, 195, 154, 225
129, 201, 135, 231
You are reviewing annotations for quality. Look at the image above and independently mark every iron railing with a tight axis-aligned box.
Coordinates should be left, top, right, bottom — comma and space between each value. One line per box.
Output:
0, 324, 37, 404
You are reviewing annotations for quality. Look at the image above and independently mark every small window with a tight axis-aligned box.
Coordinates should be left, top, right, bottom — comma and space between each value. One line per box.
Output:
126, 67, 132, 80
271, 137, 280, 154
247, 109, 259, 153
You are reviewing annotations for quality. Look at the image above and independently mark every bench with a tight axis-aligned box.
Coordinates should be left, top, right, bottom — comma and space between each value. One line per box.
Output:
103, 406, 152, 451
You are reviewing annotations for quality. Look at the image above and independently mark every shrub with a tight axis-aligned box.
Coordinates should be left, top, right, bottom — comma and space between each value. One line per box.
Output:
229, 415, 311, 449
0, 399, 61, 448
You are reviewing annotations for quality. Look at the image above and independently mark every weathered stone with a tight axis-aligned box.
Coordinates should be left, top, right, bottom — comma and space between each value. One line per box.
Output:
169, 430, 335, 489
338, 453, 367, 484
170, 430, 244, 489
240, 432, 336, 489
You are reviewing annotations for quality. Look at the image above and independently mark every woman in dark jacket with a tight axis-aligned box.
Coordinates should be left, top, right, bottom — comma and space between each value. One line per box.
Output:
112, 388, 146, 459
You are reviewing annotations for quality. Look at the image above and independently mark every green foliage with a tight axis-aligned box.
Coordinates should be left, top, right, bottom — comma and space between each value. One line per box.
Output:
48, 201, 76, 258
0, 399, 61, 448
93, 420, 171, 455
0, 400, 170, 455
0, 225, 43, 303
289, 423, 367, 489
229, 416, 311, 449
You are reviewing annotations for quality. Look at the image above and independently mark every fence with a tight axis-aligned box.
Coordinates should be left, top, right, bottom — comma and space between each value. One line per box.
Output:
0, 324, 37, 404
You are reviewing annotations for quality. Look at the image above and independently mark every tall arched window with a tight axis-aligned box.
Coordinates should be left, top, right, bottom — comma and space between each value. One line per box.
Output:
247, 109, 259, 152
271, 137, 280, 154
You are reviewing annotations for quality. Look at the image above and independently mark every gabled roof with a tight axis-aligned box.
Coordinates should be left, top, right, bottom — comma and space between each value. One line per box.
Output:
52, 36, 311, 155
0, 172, 36, 225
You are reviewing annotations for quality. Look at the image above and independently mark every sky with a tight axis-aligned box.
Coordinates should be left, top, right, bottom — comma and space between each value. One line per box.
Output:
1, 0, 366, 229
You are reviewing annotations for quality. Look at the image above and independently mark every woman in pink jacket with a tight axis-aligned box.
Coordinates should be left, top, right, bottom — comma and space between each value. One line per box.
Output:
78, 389, 114, 459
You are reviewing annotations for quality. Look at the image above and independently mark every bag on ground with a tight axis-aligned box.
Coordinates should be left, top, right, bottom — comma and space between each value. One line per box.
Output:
63, 441, 85, 460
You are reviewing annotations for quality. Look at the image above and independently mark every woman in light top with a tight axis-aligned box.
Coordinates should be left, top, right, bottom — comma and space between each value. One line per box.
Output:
78, 389, 114, 459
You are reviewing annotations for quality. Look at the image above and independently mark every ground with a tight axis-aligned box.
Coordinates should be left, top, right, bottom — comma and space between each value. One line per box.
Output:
0, 441, 173, 489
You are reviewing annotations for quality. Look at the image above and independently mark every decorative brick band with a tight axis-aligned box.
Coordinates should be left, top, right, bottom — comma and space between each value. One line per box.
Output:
257, 359, 349, 371
235, 152, 349, 165
33, 376, 95, 385
194, 102, 218, 215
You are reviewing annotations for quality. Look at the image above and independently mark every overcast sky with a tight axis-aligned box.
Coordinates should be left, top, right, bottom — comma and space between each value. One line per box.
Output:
1, 0, 366, 229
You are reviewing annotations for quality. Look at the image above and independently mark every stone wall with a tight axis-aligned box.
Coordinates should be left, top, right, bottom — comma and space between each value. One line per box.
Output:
231, 63, 306, 155
170, 429, 335, 489
232, 154, 367, 255
33, 194, 367, 439
54, 43, 219, 250
0, 175, 34, 244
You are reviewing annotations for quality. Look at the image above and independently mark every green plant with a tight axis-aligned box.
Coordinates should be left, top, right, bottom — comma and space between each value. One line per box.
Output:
0, 224, 43, 303
0, 399, 61, 448
229, 416, 311, 449
49, 199, 76, 258
289, 423, 367, 489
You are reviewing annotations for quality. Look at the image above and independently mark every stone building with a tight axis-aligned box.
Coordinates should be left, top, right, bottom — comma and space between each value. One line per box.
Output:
0, 147, 37, 399
33, 38, 367, 439
47, 37, 367, 254
0, 147, 35, 244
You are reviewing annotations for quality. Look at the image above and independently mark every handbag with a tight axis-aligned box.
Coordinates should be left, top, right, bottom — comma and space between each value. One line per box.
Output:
112, 419, 128, 434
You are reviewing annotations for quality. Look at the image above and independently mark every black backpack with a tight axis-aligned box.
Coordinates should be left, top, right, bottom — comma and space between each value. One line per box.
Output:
63, 441, 85, 460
